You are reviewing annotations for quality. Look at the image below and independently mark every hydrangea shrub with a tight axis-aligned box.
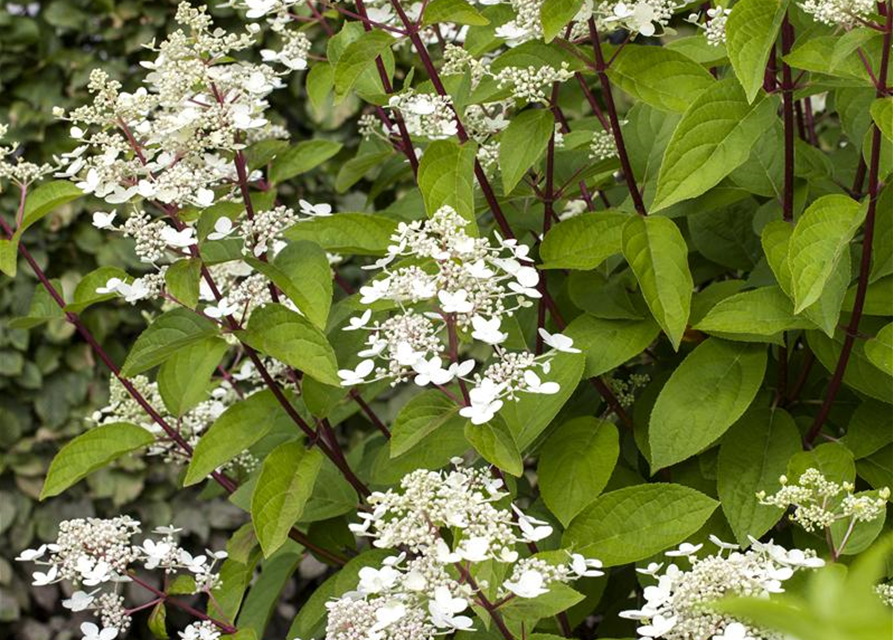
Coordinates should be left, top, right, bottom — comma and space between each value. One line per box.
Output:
2, 0, 892, 639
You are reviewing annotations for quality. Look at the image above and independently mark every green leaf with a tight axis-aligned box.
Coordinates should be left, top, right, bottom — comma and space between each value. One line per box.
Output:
501, 350, 585, 450
283, 213, 398, 255
65, 266, 130, 314
564, 314, 660, 377
808, 325, 893, 404
237, 547, 302, 637
252, 443, 323, 556
499, 108, 554, 192
269, 140, 343, 184
157, 337, 229, 417
762, 220, 850, 337
164, 259, 202, 308
148, 602, 168, 639
121, 308, 219, 377
788, 443, 855, 486
249, 241, 333, 329
607, 45, 715, 113
725, 0, 789, 103
871, 98, 893, 142
333, 30, 393, 101
539, 211, 630, 270
864, 322, 893, 375
390, 391, 464, 457
0, 238, 17, 277
20, 180, 83, 232
538, 417, 619, 527
502, 583, 585, 622
652, 78, 779, 212
306, 62, 334, 112
695, 286, 816, 337
422, 0, 489, 26
241, 303, 340, 386
464, 417, 523, 476
540, 0, 584, 42
418, 139, 478, 229
622, 215, 693, 350
8, 280, 65, 329
841, 401, 893, 459
335, 150, 394, 193
650, 338, 768, 471
563, 483, 718, 566
185, 390, 296, 486
40, 423, 154, 499
717, 407, 801, 546
788, 194, 864, 313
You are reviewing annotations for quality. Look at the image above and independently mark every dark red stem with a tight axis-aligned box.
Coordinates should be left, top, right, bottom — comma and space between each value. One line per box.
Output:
805, 1, 892, 446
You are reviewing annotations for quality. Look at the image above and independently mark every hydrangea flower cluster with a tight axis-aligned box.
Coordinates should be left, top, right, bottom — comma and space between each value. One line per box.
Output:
797, 0, 876, 26
88, 374, 257, 472
595, 0, 682, 38
385, 91, 460, 140
757, 469, 890, 543
55, 3, 287, 209
620, 536, 825, 640
16, 518, 226, 639
339, 205, 580, 425
0, 123, 55, 187
590, 129, 618, 161
685, 5, 729, 47
321, 463, 603, 640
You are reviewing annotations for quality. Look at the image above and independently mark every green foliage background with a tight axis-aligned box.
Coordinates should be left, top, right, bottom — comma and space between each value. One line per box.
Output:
2, 0, 892, 639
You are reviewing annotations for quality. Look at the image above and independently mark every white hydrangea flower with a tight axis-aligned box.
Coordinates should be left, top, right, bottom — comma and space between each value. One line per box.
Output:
619, 536, 825, 639
326, 464, 602, 639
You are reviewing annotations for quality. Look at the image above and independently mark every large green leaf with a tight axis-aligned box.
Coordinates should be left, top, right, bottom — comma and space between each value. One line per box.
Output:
499, 108, 554, 192
390, 391, 464, 457
538, 417, 619, 526
695, 286, 816, 337
563, 483, 718, 566
608, 45, 715, 113
864, 322, 893, 375
808, 324, 893, 404
269, 140, 343, 184
464, 416, 523, 476
871, 97, 893, 142
564, 314, 660, 377
622, 215, 692, 350
184, 390, 297, 486
650, 338, 768, 471
762, 220, 852, 336
20, 180, 83, 232
251, 443, 323, 556
725, 0, 789, 102
241, 303, 340, 386
717, 407, 801, 545
418, 139, 478, 229
157, 337, 229, 417
164, 259, 202, 309
283, 213, 398, 255
121, 308, 219, 377
539, 211, 630, 270
40, 423, 154, 499
333, 30, 393, 101
539, 0, 584, 42
652, 78, 778, 211
249, 241, 333, 329
422, 0, 489, 26
788, 194, 864, 313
